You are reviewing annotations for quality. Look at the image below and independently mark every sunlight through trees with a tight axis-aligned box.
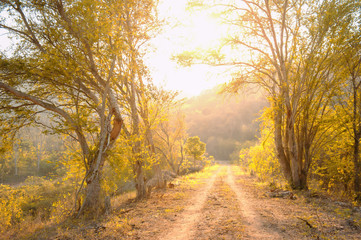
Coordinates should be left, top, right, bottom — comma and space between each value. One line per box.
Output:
1, 1, 361, 234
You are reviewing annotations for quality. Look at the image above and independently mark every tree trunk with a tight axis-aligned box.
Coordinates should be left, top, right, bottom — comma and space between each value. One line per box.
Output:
134, 160, 146, 199
147, 130, 165, 188
353, 134, 361, 201
154, 163, 165, 188
353, 84, 361, 201
354, 153, 361, 201
287, 119, 301, 189
283, 81, 302, 189
299, 169, 308, 190
300, 138, 312, 190
80, 172, 104, 217
78, 154, 106, 217
273, 99, 292, 183
177, 143, 185, 175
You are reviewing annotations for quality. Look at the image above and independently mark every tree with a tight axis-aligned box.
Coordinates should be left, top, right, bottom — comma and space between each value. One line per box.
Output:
181, 0, 359, 189
0, 0, 158, 216
155, 102, 187, 174
185, 136, 206, 164
112, 0, 160, 199
332, 16, 361, 200
344, 51, 361, 201
138, 87, 180, 188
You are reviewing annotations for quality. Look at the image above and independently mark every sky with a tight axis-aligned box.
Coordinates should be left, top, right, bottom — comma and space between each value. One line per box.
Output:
146, 0, 232, 97
0, 0, 232, 97
0, 29, 12, 51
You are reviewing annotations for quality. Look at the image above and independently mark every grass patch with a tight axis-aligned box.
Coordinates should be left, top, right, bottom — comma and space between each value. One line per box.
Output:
231, 165, 246, 176
0, 177, 75, 237
164, 206, 184, 214
172, 192, 187, 200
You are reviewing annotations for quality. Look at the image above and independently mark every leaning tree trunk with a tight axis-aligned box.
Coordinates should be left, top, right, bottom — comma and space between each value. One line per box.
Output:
77, 90, 123, 217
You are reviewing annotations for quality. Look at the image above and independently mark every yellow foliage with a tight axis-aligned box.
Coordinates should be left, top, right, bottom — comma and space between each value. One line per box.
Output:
50, 192, 73, 223
0, 184, 25, 231
239, 124, 282, 184
0, 176, 75, 234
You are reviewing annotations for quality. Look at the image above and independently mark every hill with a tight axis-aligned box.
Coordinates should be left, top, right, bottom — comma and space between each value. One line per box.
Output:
183, 86, 267, 160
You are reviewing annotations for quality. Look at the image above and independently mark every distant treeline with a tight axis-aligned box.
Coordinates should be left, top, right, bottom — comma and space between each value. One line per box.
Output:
184, 86, 268, 160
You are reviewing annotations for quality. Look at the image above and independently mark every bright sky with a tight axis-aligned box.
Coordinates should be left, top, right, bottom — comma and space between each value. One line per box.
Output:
0, 0, 233, 97
146, 0, 232, 97
0, 29, 12, 50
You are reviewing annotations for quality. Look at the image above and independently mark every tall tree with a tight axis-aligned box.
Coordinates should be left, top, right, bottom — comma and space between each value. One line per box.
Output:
181, 0, 358, 189
0, 0, 157, 216
113, 0, 159, 199
138, 87, 179, 188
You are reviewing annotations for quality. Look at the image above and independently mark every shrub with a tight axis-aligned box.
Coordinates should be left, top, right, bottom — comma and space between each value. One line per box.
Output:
0, 177, 73, 233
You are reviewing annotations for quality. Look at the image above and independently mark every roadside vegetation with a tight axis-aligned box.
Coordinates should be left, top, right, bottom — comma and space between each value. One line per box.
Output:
0, 165, 218, 240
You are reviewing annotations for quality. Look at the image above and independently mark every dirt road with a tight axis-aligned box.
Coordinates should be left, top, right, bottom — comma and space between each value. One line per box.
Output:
225, 166, 282, 239
24, 164, 361, 239
152, 164, 361, 240
158, 167, 221, 240
158, 164, 283, 240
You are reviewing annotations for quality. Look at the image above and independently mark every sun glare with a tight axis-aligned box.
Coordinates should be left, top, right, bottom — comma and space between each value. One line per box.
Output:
147, 0, 231, 97
187, 12, 225, 49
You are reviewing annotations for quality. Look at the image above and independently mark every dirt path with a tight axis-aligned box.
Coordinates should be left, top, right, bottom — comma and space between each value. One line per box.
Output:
158, 164, 284, 240
37, 164, 361, 239
160, 164, 286, 240
157, 166, 222, 240
225, 165, 282, 239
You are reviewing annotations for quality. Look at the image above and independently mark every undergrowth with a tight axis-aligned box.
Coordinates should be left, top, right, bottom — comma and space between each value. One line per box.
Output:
0, 176, 74, 239
0, 164, 219, 239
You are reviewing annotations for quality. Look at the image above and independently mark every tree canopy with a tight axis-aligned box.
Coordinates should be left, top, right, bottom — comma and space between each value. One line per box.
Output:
0, 0, 159, 216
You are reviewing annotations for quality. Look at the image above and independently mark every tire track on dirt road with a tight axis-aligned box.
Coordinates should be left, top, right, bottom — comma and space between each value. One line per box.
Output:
225, 165, 283, 239
158, 165, 222, 240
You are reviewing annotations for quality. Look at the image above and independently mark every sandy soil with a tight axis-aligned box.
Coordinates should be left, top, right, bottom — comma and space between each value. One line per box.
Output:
225, 165, 282, 239
155, 164, 284, 240
149, 164, 361, 240
157, 167, 220, 240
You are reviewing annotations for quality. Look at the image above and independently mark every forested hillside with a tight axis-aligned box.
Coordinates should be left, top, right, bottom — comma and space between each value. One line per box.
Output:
184, 86, 267, 160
